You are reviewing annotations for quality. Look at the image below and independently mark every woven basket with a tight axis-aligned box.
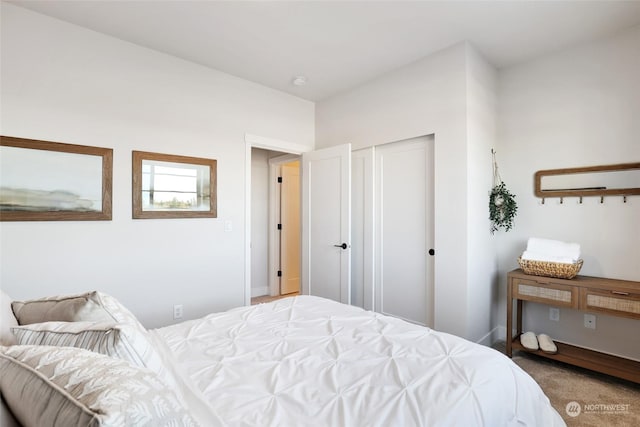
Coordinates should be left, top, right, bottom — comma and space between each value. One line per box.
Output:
518, 257, 583, 279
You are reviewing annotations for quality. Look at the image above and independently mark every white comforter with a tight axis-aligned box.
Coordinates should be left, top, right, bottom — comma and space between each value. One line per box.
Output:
150, 296, 565, 427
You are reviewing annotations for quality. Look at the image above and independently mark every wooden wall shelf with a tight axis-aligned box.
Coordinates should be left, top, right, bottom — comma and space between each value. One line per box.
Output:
534, 162, 640, 200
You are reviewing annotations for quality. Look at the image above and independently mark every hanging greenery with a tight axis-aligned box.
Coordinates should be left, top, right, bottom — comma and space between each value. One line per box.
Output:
489, 182, 518, 233
489, 150, 517, 234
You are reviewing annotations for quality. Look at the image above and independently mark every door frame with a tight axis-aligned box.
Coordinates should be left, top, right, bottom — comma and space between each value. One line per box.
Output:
268, 154, 301, 297
244, 134, 309, 306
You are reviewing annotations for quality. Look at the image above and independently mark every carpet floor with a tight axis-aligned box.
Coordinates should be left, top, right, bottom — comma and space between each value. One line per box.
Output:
496, 343, 640, 426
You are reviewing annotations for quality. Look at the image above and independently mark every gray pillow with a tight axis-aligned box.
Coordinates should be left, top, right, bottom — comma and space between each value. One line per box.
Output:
11, 291, 146, 332
11, 321, 177, 391
13, 321, 153, 368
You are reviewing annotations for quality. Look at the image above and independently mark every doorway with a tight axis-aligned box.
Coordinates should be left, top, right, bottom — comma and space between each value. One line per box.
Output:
249, 147, 301, 301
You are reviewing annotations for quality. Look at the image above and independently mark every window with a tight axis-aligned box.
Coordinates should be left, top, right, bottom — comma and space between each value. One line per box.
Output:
132, 151, 216, 219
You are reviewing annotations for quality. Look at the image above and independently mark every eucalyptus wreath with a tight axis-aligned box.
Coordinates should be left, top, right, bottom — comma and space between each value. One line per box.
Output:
489, 181, 517, 234
489, 150, 517, 234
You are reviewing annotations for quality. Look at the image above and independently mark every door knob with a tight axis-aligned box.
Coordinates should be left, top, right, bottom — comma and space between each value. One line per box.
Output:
428, 249, 435, 256
334, 243, 348, 250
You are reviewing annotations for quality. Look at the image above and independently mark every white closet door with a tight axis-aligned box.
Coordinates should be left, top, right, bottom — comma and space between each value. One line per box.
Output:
301, 144, 351, 304
375, 136, 434, 326
351, 148, 374, 310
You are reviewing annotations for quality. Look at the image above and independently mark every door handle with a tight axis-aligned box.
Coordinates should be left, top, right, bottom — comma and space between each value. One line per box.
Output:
334, 243, 348, 250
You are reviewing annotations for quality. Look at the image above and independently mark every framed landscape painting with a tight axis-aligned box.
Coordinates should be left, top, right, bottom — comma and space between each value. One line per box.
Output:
0, 136, 113, 221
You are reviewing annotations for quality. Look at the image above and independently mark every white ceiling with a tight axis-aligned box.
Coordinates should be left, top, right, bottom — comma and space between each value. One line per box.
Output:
9, 1, 640, 101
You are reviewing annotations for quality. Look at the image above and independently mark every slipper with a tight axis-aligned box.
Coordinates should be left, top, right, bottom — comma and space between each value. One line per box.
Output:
537, 334, 558, 354
520, 331, 539, 351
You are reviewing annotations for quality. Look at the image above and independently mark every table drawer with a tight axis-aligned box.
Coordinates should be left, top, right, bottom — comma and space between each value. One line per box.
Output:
580, 288, 640, 320
512, 278, 578, 308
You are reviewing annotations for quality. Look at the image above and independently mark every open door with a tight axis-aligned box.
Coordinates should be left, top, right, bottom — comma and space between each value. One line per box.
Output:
301, 144, 351, 304
280, 161, 301, 295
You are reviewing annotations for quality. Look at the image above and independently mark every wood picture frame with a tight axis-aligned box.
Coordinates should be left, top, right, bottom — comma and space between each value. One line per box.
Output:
0, 135, 113, 221
132, 151, 217, 219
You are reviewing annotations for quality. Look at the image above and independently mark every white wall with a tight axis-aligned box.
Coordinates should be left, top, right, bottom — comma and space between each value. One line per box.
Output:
317, 42, 498, 341
496, 25, 640, 359
465, 47, 499, 345
0, 4, 315, 328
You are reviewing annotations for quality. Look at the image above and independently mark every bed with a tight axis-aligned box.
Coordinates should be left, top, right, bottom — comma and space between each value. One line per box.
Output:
0, 291, 566, 426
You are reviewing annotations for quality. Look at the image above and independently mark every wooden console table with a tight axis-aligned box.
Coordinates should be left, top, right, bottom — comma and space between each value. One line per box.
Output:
506, 268, 640, 383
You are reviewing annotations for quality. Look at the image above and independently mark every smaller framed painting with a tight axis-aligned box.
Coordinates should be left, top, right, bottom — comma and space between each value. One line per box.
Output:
132, 151, 217, 219
0, 136, 113, 221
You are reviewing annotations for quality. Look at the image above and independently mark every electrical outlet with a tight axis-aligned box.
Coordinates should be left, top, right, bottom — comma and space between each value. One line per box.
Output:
549, 307, 560, 321
173, 304, 183, 320
584, 313, 596, 329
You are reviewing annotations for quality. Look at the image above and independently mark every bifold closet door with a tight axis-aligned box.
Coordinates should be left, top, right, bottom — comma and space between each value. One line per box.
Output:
374, 136, 434, 326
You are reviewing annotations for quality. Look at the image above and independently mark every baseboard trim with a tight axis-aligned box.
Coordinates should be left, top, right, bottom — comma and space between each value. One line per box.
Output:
476, 326, 507, 346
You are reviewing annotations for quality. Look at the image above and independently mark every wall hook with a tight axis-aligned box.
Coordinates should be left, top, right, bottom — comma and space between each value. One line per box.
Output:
560, 197, 564, 204
579, 197, 583, 204
541, 198, 545, 205
600, 196, 604, 204
623, 196, 627, 203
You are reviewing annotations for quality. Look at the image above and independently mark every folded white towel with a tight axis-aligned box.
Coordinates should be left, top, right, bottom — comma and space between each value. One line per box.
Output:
526, 237, 581, 260
521, 251, 578, 264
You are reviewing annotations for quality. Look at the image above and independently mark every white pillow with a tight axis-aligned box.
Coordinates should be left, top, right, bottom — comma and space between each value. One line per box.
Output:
11, 321, 177, 392
0, 345, 198, 427
0, 291, 18, 345
11, 291, 146, 333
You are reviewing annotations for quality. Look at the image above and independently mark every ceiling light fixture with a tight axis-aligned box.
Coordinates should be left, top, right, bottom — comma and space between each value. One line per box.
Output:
292, 76, 307, 86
